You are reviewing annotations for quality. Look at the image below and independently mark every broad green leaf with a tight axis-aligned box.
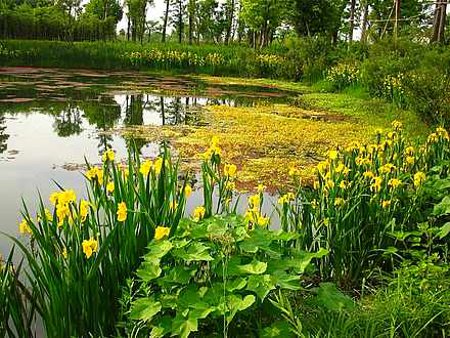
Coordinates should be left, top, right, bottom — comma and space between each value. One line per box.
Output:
239, 294, 256, 310
173, 242, 213, 261
159, 294, 178, 310
260, 321, 294, 338
439, 222, 450, 239
130, 297, 162, 322
238, 260, 267, 275
207, 221, 228, 237
158, 266, 193, 285
189, 300, 215, 320
171, 313, 199, 338
268, 248, 328, 274
137, 260, 162, 282
150, 327, 165, 338
233, 225, 248, 242
239, 228, 274, 253
144, 240, 173, 260
271, 270, 301, 290
433, 196, 450, 216
314, 283, 355, 312
227, 277, 248, 292
189, 223, 209, 239
178, 285, 205, 310
247, 274, 276, 301
432, 178, 450, 191
203, 283, 225, 308
220, 294, 256, 323
275, 231, 300, 241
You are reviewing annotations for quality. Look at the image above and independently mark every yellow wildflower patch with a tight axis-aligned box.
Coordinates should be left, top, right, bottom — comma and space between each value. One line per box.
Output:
82, 238, 98, 259
154, 226, 170, 240
117, 202, 127, 222
192, 206, 206, 222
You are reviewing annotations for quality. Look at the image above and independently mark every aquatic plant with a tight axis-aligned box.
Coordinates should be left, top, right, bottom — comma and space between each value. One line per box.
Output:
279, 123, 450, 289
8, 145, 191, 337
2, 122, 450, 337
326, 63, 360, 90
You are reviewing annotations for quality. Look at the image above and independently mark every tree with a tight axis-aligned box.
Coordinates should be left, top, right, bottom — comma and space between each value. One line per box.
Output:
187, 0, 197, 44
431, 0, 447, 43
224, 0, 236, 44
348, 0, 357, 42
126, 0, 154, 42
84, 0, 123, 23
161, 0, 170, 42
197, 0, 219, 43
287, 0, 344, 41
240, 0, 286, 48
171, 0, 185, 43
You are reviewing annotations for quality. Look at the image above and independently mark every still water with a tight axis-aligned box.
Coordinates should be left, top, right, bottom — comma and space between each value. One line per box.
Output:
0, 68, 290, 256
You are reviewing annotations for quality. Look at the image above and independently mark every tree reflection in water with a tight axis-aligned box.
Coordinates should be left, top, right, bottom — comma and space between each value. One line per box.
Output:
52, 104, 83, 137
0, 114, 9, 154
0, 92, 244, 158
81, 96, 122, 155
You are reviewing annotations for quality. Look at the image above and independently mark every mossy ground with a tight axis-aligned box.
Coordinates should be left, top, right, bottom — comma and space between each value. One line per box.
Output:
122, 76, 429, 190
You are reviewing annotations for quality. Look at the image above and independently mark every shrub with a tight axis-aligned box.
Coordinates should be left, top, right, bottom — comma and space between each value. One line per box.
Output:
404, 69, 450, 124
326, 62, 360, 91
122, 215, 327, 337
280, 122, 450, 289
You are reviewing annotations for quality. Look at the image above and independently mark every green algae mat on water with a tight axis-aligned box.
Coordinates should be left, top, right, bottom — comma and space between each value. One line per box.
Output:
0, 67, 428, 191
120, 76, 429, 190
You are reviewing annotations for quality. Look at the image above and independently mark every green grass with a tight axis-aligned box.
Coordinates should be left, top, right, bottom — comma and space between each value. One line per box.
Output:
0, 40, 292, 78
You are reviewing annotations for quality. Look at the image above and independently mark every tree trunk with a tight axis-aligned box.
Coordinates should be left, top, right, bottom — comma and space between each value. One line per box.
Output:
188, 0, 194, 44
225, 0, 235, 45
127, 14, 131, 41
360, 2, 369, 43
348, 0, 357, 42
162, 0, 170, 43
141, 4, 146, 44
178, 0, 183, 43
394, 0, 401, 38
431, 1, 447, 43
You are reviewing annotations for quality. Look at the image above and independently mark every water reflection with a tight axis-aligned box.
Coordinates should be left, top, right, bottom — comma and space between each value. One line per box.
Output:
53, 105, 83, 137
0, 114, 8, 154
0, 92, 256, 252
0, 93, 223, 157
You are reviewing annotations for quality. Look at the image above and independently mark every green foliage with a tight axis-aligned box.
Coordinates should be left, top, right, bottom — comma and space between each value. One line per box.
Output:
123, 215, 327, 337
0, 4, 118, 40
279, 123, 450, 289
287, 0, 344, 39
0, 39, 293, 78
326, 62, 360, 91
6, 146, 190, 337
403, 68, 450, 124
0, 249, 34, 338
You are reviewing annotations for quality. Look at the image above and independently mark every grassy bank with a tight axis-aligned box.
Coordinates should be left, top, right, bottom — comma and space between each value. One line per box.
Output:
0, 40, 291, 78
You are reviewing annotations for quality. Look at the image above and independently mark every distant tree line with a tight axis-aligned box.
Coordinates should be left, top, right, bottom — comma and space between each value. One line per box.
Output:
0, 0, 448, 44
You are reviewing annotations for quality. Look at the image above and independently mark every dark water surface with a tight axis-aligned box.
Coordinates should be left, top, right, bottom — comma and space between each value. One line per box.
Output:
0, 68, 291, 255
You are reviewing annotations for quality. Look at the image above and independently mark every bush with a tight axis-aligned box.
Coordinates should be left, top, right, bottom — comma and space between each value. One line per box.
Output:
121, 215, 327, 337
404, 69, 450, 124
326, 62, 360, 91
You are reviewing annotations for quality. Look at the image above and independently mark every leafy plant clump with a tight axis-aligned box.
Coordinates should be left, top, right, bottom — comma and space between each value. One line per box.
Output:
124, 216, 327, 337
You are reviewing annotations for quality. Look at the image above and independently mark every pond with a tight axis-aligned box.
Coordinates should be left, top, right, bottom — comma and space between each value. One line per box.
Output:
0, 67, 292, 255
